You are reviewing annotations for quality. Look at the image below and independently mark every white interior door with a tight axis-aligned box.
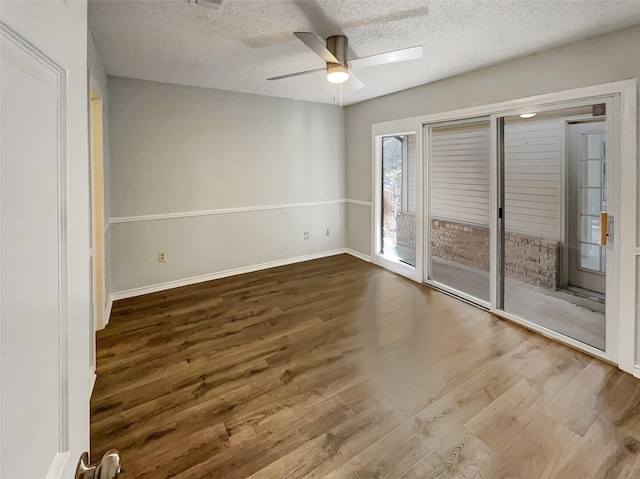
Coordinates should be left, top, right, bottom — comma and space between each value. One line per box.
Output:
1, 2, 92, 478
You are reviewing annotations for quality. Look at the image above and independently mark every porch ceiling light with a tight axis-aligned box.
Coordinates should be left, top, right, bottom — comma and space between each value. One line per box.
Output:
520, 113, 537, 119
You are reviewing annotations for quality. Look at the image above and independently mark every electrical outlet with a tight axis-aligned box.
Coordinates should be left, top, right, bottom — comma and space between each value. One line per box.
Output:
158, 252, 166, 263
325, 228, 330, 237
303, 232, 310, 240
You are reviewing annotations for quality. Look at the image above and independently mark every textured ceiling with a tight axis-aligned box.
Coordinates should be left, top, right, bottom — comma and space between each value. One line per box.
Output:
89, 0, 640, 106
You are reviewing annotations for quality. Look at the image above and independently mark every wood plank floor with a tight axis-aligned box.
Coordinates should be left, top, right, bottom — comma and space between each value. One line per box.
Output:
91, 254, 640, 478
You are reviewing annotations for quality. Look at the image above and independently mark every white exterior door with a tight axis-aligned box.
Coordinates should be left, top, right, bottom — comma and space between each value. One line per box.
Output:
1, 2, 93, 478
568, 121, 607, 294
372, 120, 423, 283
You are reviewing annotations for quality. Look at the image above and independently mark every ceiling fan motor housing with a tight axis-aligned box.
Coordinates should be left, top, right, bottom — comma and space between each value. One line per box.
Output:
326, 35, 348, 65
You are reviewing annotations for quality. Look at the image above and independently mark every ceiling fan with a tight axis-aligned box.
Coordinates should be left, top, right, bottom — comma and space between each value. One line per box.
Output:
267, 32, 423, 91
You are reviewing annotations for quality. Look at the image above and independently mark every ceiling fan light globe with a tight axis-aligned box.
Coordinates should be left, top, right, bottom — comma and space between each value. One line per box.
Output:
327, 64, 349, 84
327, 71, 349, 84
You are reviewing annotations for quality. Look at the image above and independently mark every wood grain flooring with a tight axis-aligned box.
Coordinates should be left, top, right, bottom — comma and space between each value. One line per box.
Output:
91, 254, 640, 478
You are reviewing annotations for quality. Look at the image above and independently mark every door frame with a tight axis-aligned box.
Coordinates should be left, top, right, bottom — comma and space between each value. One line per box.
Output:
371, 79, 636, 373
558, 113, 601, 287
371, 120, 424, 282
89, 86, 106, 336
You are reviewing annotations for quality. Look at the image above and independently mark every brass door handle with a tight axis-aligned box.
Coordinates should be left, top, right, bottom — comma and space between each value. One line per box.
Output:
600, 212, 608, 246
75, 450, 121, 479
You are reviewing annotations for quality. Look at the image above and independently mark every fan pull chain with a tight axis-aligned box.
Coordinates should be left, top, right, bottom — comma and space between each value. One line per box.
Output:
333, 83, 336, 103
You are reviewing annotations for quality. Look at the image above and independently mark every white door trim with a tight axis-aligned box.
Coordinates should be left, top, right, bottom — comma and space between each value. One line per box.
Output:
373, 79, 636, 131
615, 85, 637, 374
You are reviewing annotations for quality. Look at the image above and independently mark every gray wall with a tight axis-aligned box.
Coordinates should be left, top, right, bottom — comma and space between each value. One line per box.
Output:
108, 78, 346, 292
88, 32, 112, 313
345, 24, 640, 256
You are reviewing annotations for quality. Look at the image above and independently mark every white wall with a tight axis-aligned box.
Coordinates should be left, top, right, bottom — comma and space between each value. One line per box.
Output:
88, 32, 112, 312
108, 78, 346, 293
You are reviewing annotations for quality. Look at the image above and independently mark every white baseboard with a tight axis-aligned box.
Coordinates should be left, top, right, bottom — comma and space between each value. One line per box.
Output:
634, 365, 640, 379
45, 451, 70, 479
89, 369, 97, 396
101, 297, 113, 330
111, 249, 352, 301
345, 248, 372, 262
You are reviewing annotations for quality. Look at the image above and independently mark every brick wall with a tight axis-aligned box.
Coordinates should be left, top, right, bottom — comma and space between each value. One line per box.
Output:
431, 219, 490, 271
430, 219, 559, 289
397, 213, 416, 249
504, 232, 558, 289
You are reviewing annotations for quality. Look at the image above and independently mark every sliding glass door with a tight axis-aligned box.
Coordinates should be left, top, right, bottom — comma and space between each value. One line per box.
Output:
497, 105, 610, 351
426, 119, 491, 305
420, 100, 618, 359
373, 83, 634, 367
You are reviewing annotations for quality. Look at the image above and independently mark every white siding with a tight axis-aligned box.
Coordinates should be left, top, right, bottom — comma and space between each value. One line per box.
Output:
406, 134, 416, 214
430, 122, 491, 226
504, 118, 561, 240
429, 118, 562, 240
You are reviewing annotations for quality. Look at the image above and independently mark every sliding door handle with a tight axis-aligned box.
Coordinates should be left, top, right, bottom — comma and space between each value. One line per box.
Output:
600, 212, 608, 246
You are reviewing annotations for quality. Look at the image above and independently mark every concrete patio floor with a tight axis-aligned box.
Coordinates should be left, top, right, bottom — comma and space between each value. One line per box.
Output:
430, 256, 605, 350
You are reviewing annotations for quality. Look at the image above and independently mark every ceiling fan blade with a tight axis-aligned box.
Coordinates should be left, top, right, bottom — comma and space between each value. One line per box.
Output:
294, 32, 339, 64
348, 45, 423, 70
348, 71, 365, 90
267, 67, 326, 81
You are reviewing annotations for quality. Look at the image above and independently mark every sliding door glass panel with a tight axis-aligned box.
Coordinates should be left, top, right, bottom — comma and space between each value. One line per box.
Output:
429, 121, 490, 302
381, 134, 416, 266
500, 107, 605, 350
